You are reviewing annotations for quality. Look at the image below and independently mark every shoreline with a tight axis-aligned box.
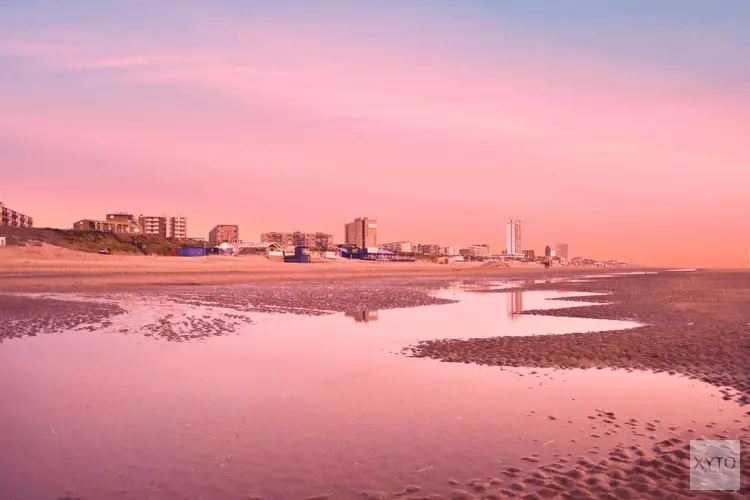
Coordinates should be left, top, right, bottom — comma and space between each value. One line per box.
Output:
0, 245, 654, 292
409, 271, 750, 406
2, 267, 749, 496
0, 267, 640, 293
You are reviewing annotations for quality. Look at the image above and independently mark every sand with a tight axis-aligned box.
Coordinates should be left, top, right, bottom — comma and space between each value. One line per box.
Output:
408, 271, 750, 497
2, 265, 749, 497
0, 279, 458, 342
0, 243, 632, 292
0, 295, 126, 342
410, 272, 750, 406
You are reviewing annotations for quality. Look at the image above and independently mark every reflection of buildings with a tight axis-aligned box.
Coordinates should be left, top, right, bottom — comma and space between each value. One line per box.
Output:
507, 290, 523, 320
345, 310, 379, 323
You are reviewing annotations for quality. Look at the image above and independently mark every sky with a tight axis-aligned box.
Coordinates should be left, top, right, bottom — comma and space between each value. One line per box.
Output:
1, 0, 748, 268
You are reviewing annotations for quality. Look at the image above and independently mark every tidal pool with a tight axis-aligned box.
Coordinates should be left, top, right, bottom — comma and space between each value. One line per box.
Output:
0, 284, 745, 500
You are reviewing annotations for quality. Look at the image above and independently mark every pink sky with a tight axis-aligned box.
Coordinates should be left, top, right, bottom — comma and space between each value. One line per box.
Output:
1, 4, 749, 268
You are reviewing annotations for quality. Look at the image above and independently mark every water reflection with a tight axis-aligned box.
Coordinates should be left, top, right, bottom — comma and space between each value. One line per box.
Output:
0, 297, 743, 500
3, 283, 744, 500
506, 290, 523, 320
345, 310, 379, 323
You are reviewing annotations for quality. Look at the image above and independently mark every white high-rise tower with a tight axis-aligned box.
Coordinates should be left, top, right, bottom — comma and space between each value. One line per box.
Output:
506, 219, 522, 256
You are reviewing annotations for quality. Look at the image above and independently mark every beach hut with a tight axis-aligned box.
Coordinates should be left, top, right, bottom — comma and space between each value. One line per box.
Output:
284, 246, 311, 263
236, 242, 282, 256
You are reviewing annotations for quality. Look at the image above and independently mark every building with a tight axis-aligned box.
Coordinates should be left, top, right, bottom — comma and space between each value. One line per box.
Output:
380, 241, 413, 254
506, 219, 522, 256
344, 217, 377, 249
106, 213, 137, 224
523, 249, 535, 261
261, 231, 333, 250
136, 215, 187, 239
440, 246, 461, 256
209, 225, 240, 246
0, 201, 33, 228
74, 218, 141, 233
260, 231, 286, 246
168, 217, 187, 239
555, 243, 569, 260
415, 243, 440, 256
230, 242, 283, 255
138, 216, 167, 237
460, 244, 491, 258
312, 232, 333, 250
544, 245, 552, 257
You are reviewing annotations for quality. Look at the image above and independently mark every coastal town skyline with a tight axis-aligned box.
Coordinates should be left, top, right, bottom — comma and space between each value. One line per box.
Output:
0, 197, 744, 267
2, 1, 748, 268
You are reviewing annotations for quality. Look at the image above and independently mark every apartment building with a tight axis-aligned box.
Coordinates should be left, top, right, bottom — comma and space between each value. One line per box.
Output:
0, 201, 33, 228
440, 246, 461, 256
209, 225, 240, 246
260, 232, 287, 246
261, 231, 333, 250
168, 217, 187, 239
74, 218, 141, 233
344, 217, 377, 248
380, 241, 413, 253
415, 243, 440, 256
460, 244, 491, 258
137, 215, 188, 239
555, 243, 569, 260
506, 219, 523, 256
106, 213, 138, 224
138, 216, 167, 237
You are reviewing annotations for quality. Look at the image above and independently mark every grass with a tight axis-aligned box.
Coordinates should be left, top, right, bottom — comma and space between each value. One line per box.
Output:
0, 226, 201, 256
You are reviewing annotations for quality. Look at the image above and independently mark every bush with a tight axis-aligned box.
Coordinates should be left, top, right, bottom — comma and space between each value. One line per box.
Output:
0, 227, 190, 255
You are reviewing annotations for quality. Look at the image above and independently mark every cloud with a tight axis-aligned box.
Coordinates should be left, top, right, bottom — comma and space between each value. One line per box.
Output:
2, 9, 748, 184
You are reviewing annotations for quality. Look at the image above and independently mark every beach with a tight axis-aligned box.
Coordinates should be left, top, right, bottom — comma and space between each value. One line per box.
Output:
1, 250, 748, 498
0, 243, 627, 292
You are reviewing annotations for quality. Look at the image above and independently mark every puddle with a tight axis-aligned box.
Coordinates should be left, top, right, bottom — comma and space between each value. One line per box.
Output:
337, 289, 636, 343
0, 284, 745, 499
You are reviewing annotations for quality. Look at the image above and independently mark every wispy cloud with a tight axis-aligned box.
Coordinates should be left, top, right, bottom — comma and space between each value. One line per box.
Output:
2, 2, 749, 266
2, 19, 748, 163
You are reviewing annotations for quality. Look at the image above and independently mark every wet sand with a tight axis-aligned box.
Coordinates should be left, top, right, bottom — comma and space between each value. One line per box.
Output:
2, 271, 749, 498
0, 280, 457, 342
410, 271, 750, 497
412, 272, 750, 405
0, 295, 126, 342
